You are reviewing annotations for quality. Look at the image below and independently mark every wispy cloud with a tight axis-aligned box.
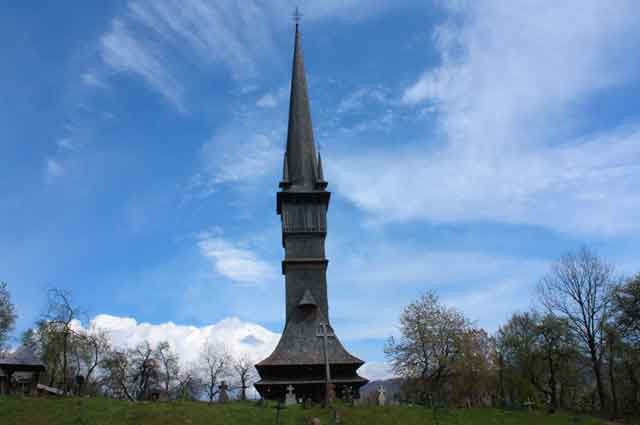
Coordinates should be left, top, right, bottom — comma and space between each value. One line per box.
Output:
256, 86, 289, 109
98, 0, 285, 110
330, 0, 640, 236
328, 239, 547, 338
101, 19, 185, 110
256, 93, 278, 108
81, 72, 108, 89
337, 87, 389, 115
96, 0, 409, 110
198, 130, 281, 194
56, 138, 76, 151
44, 158, 64, 183
198, 235, 277, 285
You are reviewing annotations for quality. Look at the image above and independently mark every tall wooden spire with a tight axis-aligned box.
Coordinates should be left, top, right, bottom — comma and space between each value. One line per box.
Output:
280, 23, 321, 192
255, 18, 367, 403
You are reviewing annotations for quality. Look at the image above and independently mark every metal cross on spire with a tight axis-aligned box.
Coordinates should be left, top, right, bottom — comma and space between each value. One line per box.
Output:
293, 6, 303, 26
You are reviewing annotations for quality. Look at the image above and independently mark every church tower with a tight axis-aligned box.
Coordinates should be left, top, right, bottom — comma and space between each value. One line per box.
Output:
254, 21, 368, 402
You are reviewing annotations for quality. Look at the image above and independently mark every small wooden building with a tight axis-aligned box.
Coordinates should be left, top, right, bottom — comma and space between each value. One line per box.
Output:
0, 346, 46, 395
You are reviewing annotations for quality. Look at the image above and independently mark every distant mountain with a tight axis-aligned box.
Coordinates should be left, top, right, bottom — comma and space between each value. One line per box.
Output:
360, 378, 403, 400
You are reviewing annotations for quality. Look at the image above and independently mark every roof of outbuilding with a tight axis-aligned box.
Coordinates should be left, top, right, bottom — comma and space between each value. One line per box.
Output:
0, 346, 46, 371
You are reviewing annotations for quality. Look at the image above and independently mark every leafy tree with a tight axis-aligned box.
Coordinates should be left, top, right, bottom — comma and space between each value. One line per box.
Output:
497, 312, 541, 406
451, 327, 496, 407
385, 290, 469, 406
0, 281, 17, 352
536, 314, 577, 411
497, 311, 579, 411
23, 319, 65, 387
614, 274, 640, 347
41, 289, 83, 393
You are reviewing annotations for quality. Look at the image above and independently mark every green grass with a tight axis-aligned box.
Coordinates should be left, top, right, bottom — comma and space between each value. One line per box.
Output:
0, 397, 607, 425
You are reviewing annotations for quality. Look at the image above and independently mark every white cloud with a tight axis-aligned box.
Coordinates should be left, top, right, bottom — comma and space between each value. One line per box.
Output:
81, 73, 108, 89
97, 1, 412, 109
101, 19, 185, 110
256, 93, 278, 108
332, 244, 544, 290
99, 1, 282, 109
337, 87, 388, 114
198, 236, 277, 285
76, 314, 279, 368
331, 0, 640, 236
328, 241, 547, 338
44, 158, 64, 182
56, 138, 76, 151
199, 130, 280, 191
359, 361, 395, 381
75, 314, 389, 383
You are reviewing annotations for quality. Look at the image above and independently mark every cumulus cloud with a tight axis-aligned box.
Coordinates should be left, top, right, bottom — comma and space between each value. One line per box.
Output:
198, 235, 277, 285
330, 1, 640, 236
75, 314, 385, 384
76, 314, 279, 367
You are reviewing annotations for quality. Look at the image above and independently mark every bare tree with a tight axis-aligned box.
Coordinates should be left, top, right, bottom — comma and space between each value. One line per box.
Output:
199, 340, 231, 403
385, 290, 468, 406
155, 340, 180, 395
131, 341, 158, 401
175, 365, 203, 401
233, 354, 256, 401
101, 341, 160, 401
538, 247, 615, 412
71, 327, 110, 395
100, 349, 136, 401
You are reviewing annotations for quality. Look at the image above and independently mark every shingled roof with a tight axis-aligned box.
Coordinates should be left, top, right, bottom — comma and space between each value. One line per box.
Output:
256, 307, 364, 367
0, 346, 46, 372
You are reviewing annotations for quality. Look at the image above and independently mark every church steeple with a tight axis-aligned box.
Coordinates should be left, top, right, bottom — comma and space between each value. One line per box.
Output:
280, 22, 322, 192
256, 16, 367, 402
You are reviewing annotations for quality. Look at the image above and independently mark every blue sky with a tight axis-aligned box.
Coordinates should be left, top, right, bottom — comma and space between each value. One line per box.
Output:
2, 1, 640, 379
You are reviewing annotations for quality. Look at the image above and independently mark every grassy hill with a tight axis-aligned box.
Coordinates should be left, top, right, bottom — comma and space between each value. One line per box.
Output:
0, 397, 609, 425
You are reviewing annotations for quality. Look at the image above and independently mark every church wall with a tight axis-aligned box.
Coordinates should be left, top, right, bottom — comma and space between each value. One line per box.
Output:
285, 265, 329, 320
